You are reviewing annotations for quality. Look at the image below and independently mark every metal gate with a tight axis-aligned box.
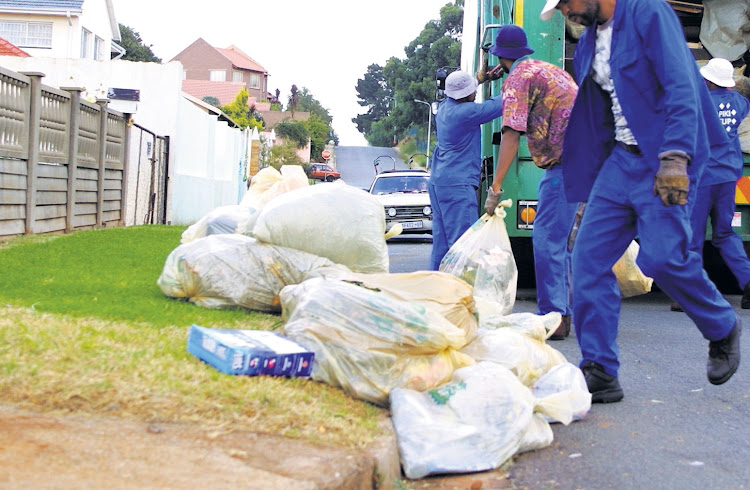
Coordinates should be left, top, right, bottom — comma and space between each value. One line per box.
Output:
127, 123, 170, 225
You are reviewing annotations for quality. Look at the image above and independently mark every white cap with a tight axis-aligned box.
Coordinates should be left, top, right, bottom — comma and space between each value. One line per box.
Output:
700, 58, 736, 88
540, 0, 561, 21
444, 70, 478, 99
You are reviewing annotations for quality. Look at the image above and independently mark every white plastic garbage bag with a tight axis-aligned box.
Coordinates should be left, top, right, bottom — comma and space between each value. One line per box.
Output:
390, 361, 575, 480
532, 362, 592, 424
180, 205, 257, 244
281, 277, 474, 406
158, 234, 346, 313
253, 181, 389, 273
478, 311, 562, 340
439, 199, 517, 317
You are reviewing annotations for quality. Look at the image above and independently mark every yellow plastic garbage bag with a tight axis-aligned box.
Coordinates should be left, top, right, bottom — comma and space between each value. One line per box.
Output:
613, 240, 653, 298
304, 268, 479, 342
281, 277, 474, 406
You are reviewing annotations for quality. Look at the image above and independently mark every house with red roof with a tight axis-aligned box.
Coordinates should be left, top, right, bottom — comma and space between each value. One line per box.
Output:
171, 38, 272, 104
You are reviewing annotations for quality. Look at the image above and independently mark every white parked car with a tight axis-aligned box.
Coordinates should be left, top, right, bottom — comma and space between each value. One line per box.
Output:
368, 169, 432, 235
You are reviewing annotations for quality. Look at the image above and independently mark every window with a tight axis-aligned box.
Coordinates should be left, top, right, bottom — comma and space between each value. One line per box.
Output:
81, 28, 90, 58
0, 21, 52, 48
232, 71, 243, 83
209, 70, 226, 82
249, 73, 261, 89
94, 36, 105, 61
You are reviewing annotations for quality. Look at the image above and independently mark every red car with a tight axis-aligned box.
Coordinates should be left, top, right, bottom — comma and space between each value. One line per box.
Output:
308, 163, 341, 182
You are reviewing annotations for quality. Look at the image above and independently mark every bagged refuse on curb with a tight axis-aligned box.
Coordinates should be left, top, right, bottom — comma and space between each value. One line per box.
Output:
531, 362, 592, 424
236, 165, 310, 236
280, 276, 474, 406
478, 311, 562, 340
253, 181, 389, 273
390, 361, 576, 480
180, 205, 257, 244
613, 240, 653, 298
439, 199, 517, 317
158, 234, 347, 313
303, 268, 479, 342
460, 317, 567, 386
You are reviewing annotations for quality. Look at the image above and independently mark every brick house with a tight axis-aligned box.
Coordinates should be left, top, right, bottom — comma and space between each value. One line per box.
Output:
171, 38, 271, 103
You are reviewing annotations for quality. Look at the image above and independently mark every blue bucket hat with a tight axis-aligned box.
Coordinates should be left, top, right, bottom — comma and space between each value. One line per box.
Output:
490, 25, 535, 59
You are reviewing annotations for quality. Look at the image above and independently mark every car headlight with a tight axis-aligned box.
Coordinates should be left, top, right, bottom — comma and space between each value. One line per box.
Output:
423, 206, 431, 216
387, 207, 397, 217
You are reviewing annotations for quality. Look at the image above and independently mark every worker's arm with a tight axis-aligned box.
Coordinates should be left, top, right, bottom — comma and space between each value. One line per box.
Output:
490, 128, 521, 193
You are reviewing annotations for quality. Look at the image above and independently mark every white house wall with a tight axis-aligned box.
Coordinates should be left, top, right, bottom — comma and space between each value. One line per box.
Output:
79, 0, 116, 59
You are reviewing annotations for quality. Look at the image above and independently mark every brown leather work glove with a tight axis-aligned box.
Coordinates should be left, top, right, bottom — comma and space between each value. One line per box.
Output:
653, 154, 689, 206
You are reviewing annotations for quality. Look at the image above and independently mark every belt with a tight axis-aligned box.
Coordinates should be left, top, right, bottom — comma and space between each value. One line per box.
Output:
617, 141, 642, 156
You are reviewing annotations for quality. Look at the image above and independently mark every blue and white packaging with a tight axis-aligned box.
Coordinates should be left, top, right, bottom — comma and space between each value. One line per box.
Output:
187, 325, 314, 377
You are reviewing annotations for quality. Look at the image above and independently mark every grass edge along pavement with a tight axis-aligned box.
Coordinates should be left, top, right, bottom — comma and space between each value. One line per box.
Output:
0, 226, 383, 450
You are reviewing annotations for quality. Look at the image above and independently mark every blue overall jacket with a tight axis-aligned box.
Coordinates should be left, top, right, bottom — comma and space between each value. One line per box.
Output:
561, 0, 729, 203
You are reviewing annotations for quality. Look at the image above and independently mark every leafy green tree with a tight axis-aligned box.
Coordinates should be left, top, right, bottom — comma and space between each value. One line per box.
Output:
354, 2, 463, 145
118, 25, 161, 62
352, 64, 393, 136
275, 120, 309, 149
220, 89, 264, 131
265, 143, 303, 170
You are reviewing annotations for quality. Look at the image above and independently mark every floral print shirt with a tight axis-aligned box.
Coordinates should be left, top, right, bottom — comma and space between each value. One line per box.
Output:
501, 58, 578, 168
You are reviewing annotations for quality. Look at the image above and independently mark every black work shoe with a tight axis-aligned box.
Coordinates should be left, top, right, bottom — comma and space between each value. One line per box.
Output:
742, 282, 750, 310
581, 361, 624, 403
670, 301, 683, 312
549, 315, 571, 341
707, 317, 742, 385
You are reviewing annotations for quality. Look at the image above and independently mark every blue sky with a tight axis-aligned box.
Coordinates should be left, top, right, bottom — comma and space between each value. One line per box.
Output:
113, 0, 453, 146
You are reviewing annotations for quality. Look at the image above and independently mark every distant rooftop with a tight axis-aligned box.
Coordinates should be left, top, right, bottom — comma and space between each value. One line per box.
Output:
0, 0, 84, 10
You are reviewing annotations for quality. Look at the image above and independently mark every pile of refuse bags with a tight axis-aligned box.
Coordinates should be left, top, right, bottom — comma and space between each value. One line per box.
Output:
157, 167, 592, 479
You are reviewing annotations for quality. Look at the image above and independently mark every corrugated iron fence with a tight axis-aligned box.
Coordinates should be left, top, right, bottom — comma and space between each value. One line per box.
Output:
0, 66, 132, 238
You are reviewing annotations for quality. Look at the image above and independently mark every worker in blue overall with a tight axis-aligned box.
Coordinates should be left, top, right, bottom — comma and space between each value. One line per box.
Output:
540, 0, 741, 403
671, 58, 750, 312
428, 70, 503, 270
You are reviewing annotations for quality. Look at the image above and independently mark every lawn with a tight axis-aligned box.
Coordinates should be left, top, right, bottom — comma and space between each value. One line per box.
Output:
0, 226, 383, 448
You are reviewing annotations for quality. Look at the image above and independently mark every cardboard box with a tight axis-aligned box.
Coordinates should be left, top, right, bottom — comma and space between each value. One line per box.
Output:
187, 325, 314, 377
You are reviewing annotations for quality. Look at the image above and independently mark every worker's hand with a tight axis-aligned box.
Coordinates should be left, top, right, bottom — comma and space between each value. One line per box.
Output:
476, 59, 503, 83
653, 154, 689, 206
484, 187, 503, 216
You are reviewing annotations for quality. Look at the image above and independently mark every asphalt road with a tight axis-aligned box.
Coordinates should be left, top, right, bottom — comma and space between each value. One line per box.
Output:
339, 145, 750, 489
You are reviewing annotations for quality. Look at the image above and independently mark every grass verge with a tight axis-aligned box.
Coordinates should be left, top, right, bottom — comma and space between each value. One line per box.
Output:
0, 226, 384, 448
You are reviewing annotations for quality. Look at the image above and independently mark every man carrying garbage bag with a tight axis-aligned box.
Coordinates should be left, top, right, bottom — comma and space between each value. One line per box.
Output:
540, 0, 741, 403
483, 24, 579, 341
429, 70, 504, 270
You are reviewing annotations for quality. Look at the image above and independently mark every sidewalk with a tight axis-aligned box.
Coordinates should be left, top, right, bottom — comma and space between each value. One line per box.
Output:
1, 404, 513, 489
